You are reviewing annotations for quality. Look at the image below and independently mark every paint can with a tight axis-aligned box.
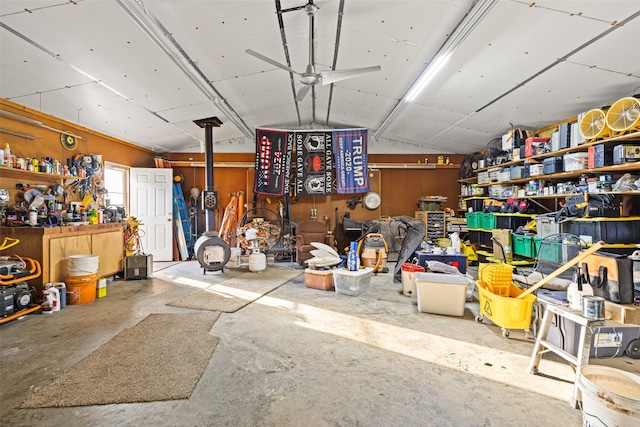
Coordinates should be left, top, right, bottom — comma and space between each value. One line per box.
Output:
582, 296, 605, 320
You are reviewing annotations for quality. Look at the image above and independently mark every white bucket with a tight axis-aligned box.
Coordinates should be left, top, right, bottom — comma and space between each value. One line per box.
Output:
68, 254, 99, 276
577, 365, 640, 427
401, 263, 425, 297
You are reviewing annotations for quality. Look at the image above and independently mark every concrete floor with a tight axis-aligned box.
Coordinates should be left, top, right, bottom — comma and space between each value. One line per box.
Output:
1, 260, 638, 427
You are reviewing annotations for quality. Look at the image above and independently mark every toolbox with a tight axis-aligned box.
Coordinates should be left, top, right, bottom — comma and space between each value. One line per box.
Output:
542, 157, 563, 174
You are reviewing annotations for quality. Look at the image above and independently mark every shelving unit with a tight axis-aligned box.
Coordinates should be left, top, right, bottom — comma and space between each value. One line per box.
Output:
458, 123, 640, 263
458, 129, 640, 205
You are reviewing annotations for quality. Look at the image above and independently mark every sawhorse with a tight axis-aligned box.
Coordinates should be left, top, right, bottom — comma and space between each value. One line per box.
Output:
527, 303, 604, 408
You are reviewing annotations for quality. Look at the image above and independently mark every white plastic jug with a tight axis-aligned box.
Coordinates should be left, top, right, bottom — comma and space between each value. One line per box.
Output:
567, 281, 593, 311
41, 287, 60, 314
449, 232, 461, 254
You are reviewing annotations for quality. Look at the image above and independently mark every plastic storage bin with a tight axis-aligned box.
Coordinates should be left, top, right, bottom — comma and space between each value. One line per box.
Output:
464, 197, 488, 213
305, 269, 334, 290
563, 152, 589, 172
414, 251, 468, 274
495, 213, 534, 231
535, 213, 570, 239
512, 234, 536, 258
480, 212, 496, 230
469, 229, 483, 246
466, 212, 482, 229
332, 267, 373, 296
414, 272, 469, 316
569, 217, 640, 244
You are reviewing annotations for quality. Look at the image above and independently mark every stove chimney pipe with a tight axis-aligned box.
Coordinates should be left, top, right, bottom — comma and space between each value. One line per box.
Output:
194, 117, 223, 232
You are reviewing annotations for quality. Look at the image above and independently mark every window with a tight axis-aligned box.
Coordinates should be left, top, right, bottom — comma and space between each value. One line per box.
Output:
104, 162, 129, 212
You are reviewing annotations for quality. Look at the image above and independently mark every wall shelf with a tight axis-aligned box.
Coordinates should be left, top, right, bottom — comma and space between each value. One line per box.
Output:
476, 162, 640, 188
0, 167, 85, 183
473, 130, 640, 172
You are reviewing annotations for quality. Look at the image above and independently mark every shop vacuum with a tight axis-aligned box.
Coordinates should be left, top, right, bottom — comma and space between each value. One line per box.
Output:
192, 117, 231, 273
357, 233, 389, 273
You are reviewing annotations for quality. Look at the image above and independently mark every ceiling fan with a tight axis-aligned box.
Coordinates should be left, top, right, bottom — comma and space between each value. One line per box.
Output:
246, 1, 381, 102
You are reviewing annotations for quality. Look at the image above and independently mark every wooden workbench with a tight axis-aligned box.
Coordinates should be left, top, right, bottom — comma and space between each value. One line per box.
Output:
1, 222, 124, 291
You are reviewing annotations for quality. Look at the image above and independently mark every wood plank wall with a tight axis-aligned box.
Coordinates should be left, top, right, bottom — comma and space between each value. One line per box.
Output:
2, 99, 465, 235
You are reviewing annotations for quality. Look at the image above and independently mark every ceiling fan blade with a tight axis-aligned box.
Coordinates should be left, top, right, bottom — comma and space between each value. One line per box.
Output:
245, 49, 300, 75
320, 65, 381, 85
296, 85, 311, 102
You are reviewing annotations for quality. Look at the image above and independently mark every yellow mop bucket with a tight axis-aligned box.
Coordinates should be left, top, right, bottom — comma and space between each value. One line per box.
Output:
476, 280, 536, 332
475, 263, 536, 337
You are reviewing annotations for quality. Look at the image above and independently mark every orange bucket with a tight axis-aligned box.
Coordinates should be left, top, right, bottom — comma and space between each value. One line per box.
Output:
66, 273, 98, 305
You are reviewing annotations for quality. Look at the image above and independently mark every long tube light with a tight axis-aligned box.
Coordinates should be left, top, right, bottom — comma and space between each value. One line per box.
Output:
116, 0, 253, 140
374, 0, 498, 139
0, 109, 87, 140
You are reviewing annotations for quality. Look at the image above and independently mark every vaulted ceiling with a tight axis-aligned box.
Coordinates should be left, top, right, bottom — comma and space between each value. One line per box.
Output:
1, 0, 639, 154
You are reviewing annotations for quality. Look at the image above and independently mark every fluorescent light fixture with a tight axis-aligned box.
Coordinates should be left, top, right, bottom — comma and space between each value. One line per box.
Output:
0, 109, 87, 140
0, 128, 37, 140
374, 0, 498, 140
405, 52, 451, 103
116, 0, 253, 140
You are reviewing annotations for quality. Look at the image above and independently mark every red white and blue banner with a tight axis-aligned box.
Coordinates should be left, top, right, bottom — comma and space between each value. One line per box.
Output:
253, 128, 292, 196
334, 129, 369, 194
295, 131, 333, 196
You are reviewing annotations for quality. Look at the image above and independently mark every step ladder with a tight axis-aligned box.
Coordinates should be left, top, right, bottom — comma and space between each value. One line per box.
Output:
173, 182, 193, 259
527, 303, 604, 408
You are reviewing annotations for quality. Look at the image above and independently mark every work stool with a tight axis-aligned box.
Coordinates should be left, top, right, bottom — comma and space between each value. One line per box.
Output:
527, 303, 604, 408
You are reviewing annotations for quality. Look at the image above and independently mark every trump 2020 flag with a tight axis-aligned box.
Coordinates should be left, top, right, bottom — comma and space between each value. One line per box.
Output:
334, 129, 369, 194
254, 128, 292, 196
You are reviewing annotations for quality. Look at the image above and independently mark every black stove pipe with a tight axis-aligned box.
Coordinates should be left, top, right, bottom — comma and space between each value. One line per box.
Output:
194, 116, 222, 232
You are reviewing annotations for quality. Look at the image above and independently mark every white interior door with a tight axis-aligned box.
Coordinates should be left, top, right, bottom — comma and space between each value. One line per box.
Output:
129, 168, 173, 261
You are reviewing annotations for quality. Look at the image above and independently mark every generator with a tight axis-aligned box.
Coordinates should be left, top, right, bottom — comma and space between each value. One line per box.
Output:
0, 283, 32, 317
124, 254, 153, 280
613, 144, 640, 164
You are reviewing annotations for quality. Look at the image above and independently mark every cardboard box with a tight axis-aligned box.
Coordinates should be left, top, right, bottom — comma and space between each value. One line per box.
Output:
605, 301, 640, 325
414, 272, 469, 316
491, 229, 512, 262
304, 269, 334, 291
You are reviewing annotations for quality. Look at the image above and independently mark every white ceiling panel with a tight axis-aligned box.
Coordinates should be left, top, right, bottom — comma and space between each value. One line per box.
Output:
1, 0, 638, 154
